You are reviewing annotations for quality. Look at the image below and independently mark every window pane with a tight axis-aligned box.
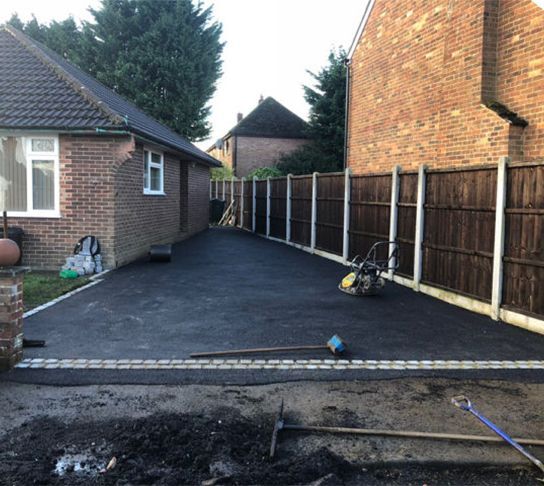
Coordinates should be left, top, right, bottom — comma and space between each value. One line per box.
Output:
150, 166, 162, 191
151, 152, 161, 164
32, 160, 55, 210
31, 138, 55, 153
0, 137, 27, 212
143, 151, 150, 189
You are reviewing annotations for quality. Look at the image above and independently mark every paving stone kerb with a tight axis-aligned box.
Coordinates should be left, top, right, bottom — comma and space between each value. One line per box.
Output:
0, 267, 28, 371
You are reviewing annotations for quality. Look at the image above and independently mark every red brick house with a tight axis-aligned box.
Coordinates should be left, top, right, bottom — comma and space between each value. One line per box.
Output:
0, 25, 219, 269
207, 97, 308, 177
346, 0, 544, 174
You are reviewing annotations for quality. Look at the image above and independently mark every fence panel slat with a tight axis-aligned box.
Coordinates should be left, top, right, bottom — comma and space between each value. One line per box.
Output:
396, 172, 418, 277
502, 164, 544, 318
349, 174, 392, 260
290, 176, 313, 246
315, 173, 345, 255
255, 180, 267, 235
242, 179, 253, 231
422, 168, 496, 301
233, 180, 242, 227
270, 178, 287, 240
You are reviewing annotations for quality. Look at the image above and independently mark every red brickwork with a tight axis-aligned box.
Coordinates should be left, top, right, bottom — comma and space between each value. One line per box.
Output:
0, 268, 26, 370
234, 136, 308, 177
347, 0, 544, 174
10, 134, 210, 269
11, 134, 118, 269
496, 0, 544, 162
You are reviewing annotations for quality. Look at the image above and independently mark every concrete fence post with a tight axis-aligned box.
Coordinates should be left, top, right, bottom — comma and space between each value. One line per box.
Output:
252, 177, 257, 232
209, 179, 212, 200
413, 165, 427, 291
388, 165, 401, 280
491, 156, 509, 320
266, 177, 271, 237
286, 174, 292, 242
0, 267, 28, 370
222, 178, 226, 200
215, 179, 218, 199
231, 177, 235, 206
342, 168, 351, 263
240, 177, 245, 229
311, 172, 318, 252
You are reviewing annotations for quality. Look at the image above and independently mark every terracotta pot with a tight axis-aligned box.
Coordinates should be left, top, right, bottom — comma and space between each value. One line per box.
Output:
0, 238, 21, 266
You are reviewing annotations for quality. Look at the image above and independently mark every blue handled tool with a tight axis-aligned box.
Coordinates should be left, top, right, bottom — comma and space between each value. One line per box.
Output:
191, 335, 347, 358
452, 395, 544, 474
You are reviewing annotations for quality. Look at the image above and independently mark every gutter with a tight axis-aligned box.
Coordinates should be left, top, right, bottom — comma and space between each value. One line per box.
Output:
95, 127, 221, 168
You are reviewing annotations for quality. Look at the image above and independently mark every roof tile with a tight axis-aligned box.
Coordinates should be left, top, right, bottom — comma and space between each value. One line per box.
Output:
0, 26, 219, 166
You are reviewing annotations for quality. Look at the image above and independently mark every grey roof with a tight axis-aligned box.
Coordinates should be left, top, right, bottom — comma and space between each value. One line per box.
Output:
229, 97, 308, 139
0, 25, 219, 166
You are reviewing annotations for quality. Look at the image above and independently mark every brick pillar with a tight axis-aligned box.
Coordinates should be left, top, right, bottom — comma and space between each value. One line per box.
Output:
0, 267, 28, 371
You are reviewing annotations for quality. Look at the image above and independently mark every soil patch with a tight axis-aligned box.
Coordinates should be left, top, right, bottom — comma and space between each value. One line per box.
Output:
0, 409, 537, 485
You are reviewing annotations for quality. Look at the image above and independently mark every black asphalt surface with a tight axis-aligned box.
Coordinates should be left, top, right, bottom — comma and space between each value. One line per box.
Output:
8, 227, 544, 384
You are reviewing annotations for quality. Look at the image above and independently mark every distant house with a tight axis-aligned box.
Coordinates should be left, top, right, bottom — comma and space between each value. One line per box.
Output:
0, 25, 220, 269
346, 0, 543, 174
207, 97, 308, 177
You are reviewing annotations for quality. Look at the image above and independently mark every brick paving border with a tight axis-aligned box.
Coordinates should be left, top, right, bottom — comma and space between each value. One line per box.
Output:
15, 358, 544, 371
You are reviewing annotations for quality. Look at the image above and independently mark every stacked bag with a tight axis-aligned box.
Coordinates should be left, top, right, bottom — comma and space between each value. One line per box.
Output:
60, 236, 103, 278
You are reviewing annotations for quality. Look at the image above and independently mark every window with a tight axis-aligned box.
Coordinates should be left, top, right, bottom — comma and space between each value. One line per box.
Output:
143, 149, 164, 195
0, 135, 59, 217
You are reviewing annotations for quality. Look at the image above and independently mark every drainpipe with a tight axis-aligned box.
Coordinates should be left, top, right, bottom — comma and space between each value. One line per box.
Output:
343, 58, 351, 170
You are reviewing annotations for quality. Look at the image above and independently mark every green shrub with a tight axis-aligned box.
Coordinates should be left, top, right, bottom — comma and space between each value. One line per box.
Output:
246, 166, 283, 180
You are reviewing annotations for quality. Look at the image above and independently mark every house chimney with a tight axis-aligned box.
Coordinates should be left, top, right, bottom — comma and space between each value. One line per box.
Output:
237, 113, 243, 122
258, 94, 264, 104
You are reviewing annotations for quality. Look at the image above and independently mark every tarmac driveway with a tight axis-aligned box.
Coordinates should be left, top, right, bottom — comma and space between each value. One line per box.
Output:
22, 227, 544, 362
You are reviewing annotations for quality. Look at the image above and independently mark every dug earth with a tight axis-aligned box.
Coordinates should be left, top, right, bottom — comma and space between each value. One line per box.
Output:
0, 379, 542, 485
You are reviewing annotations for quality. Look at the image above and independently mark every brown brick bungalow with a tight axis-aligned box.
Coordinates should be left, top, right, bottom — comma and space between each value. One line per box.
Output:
0, 25, 220, 270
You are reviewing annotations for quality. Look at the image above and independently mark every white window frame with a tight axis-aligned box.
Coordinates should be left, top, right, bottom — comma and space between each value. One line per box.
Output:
3, 134, 60, 218
143, 147, 165, 195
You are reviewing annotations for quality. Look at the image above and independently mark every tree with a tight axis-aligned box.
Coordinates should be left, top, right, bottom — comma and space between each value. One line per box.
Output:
9, 0, 223, 141
277, 49, 347, 174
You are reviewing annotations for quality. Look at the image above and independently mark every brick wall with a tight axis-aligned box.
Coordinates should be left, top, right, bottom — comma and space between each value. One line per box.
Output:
235, 136, 308, 177
114, 142, 211, 267
347, 0, 544, 174
114, 143, 182, 267
496, 0, 544, 162
11, 134, 118, 269
11, 134, 211, 270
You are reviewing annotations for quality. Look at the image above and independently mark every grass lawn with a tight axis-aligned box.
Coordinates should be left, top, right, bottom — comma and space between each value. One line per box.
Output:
23, 272, 90, 311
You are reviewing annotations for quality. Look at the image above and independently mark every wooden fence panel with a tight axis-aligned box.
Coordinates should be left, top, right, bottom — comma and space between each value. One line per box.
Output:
502, 164, 544, 318
255, 180, 267, 235
242, 179, 252, 231
315, 173, 344, 255
349, 174, 391, 260
397, 172, 417, 277
224, 180, 232, 204
270, 178, 287, 240
233, 180, 242, 226
290, 175, 313, 246
422, 168, 496, 301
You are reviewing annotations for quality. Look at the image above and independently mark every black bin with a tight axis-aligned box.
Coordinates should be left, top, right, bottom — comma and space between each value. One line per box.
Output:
210, 198, 226, 224
0, 226, 23, 265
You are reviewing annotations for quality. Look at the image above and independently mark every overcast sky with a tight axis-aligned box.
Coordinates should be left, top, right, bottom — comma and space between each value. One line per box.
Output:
0, 0, 369, 149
